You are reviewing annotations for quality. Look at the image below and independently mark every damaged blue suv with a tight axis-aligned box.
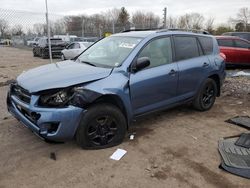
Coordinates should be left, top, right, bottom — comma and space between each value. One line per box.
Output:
7, 30, 225, 149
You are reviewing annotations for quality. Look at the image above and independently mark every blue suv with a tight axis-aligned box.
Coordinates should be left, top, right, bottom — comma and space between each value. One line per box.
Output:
7, 30, 225, 149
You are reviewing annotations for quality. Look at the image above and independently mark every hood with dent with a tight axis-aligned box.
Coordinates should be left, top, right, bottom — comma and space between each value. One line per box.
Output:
17, 60, 112, 93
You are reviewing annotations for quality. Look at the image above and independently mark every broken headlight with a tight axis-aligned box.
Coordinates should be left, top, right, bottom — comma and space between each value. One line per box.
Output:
38, 87, 101, 108
39, 89, 73, 107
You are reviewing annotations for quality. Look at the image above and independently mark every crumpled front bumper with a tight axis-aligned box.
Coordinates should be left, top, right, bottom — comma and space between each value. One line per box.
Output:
7, 92, 84, 142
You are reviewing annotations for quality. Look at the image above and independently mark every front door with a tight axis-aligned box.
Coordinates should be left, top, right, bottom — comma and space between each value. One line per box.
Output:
130, 37, 179, 115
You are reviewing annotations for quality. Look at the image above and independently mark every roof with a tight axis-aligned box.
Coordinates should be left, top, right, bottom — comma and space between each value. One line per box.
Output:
113, 29, 212, 39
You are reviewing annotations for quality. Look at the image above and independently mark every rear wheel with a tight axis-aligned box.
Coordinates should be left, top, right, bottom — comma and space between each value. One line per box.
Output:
76, 104, 127, 149
33, 49, 38, 57
193, 78, 217, 111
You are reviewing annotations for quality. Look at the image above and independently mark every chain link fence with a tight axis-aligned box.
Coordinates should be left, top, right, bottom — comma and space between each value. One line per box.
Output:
0, 9, 131, 56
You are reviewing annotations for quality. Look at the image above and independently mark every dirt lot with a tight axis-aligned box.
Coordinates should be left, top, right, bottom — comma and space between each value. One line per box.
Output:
0, 47, 250, 188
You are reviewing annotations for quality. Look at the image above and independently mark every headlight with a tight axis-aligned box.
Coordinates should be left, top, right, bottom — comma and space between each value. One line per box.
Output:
38, 87, 101, 108
39, 90, 72, 107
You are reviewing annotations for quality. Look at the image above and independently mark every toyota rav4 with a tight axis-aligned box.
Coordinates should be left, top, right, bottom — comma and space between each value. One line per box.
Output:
7, 30, 226, 149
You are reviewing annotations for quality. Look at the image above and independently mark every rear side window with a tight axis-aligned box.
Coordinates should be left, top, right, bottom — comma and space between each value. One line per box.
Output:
235, 40, 250, 49
198, 37, 213, 55
174, 36, 199, 61
217, 39, 234, 47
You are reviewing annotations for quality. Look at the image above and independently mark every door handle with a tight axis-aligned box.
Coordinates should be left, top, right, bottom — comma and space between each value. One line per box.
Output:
203, 62, 209, 67
169, 69, 177, 76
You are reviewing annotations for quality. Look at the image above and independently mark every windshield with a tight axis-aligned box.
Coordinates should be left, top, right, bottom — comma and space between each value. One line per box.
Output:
77, 36, 142, 68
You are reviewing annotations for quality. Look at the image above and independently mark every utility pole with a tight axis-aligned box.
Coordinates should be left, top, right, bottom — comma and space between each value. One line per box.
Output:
81, 18, 85, 37
45, 0, 52, 63
163, 7, 167, 29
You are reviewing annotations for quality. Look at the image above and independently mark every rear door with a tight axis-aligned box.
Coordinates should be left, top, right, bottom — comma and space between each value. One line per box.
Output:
173, 35, 211, 98
69, 43, 82, 58
130, 37, 179, 115
234, 39, 250, 65
217, 39, 237, 64
64, 43, 74, 59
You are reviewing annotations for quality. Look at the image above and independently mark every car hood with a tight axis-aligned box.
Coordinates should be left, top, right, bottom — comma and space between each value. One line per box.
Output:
17, 60, 112, 93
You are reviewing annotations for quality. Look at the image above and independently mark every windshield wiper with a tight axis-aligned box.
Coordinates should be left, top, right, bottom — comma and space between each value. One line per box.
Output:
80, 61, 96, 67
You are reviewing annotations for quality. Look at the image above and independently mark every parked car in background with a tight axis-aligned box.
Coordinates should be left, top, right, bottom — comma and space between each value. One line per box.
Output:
0, 39, 12, 45
70, 37, 99, 43
33, 37, 66, 58
27, 37, 41, 46
54, 35, 77, 43
222, 32, 250, 41
61, 42, 93, 60
216, 36, 250, 66
7, 30, 225, 149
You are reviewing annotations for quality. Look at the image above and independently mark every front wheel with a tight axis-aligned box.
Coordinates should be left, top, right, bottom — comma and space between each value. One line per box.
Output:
61, 53, 65, 61
193, 78, 218, 111
76, 104, 127, 149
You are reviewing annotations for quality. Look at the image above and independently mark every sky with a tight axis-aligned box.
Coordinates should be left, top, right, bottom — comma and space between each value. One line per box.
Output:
0, 0, 249, 25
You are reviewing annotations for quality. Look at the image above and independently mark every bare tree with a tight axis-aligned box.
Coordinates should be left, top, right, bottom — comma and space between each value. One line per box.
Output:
106, 8, 121, 33
51, 19, 66, 35
11, 24, 23, 36
205, 17, 215, 34
177, 13, 204, 30
33, 23, 46, 36
237, 7, 250, 31
168, 16, 178, 28
0, 19, 9, 38
132, 11, 160, 29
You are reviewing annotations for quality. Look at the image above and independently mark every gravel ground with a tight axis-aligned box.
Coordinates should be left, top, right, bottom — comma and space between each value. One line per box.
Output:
0, 47, 250, 188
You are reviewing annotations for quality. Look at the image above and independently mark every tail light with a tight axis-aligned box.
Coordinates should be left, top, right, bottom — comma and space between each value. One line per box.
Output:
220, 52, 226, 60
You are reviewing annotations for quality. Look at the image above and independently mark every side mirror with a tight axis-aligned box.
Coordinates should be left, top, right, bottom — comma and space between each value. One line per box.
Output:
132, 57, 150, 72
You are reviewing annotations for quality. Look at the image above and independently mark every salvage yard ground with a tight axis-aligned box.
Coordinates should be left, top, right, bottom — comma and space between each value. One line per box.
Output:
0, 47, 250, 188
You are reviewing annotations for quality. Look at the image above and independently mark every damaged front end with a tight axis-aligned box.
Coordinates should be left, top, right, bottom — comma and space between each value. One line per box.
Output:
7, 83, 103, 142
37, 86, 102, 108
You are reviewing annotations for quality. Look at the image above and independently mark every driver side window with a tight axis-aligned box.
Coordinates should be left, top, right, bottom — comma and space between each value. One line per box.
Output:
68, 43, 75, 49
138, 37, 172, 68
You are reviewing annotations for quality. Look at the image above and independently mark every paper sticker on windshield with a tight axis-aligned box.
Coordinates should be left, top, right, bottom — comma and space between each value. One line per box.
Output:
119, 42, 136, 48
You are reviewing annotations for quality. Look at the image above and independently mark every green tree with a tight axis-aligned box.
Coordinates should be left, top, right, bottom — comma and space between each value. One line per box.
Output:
215, 26, 234, 35
118, 7, 130, 30
235, 22, 245, 31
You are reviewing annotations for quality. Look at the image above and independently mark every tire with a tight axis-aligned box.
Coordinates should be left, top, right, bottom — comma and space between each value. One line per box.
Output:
33, 49, 38, 57
41, 50, 47, 59
76, 103, 127, 149
193, 78, 218, 111
61, 53, 65, 61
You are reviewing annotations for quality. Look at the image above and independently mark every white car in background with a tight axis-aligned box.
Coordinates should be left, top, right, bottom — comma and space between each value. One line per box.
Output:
27, 37, 41, 46
61, 42, 93, 60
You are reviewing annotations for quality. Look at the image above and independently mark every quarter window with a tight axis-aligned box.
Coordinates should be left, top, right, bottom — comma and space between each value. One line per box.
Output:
198, 37, 213, 55
174, 36, 200, 61
138, 37, 172, 68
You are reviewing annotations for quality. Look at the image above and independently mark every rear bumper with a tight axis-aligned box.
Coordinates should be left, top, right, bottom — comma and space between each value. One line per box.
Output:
7, 92, 84, 142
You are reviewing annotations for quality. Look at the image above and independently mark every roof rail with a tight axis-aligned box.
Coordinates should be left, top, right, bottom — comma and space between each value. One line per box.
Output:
121, 28, 210, 35
121, 28, 161, 33
157, 28, 210, 35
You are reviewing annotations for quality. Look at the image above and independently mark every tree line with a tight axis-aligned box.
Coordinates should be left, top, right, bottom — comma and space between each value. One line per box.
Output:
0, 7, 249, 39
